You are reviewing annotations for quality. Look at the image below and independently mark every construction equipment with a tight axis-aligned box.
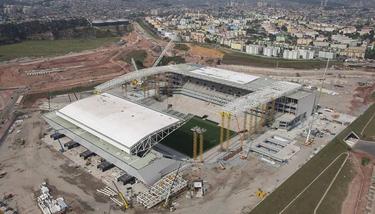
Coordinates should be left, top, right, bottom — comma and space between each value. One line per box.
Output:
256, 188, 267, 199
85, 157, 92, 166
305, 58, 330, 145
112, 181, 129, 209
130, 57, 144, 88
131, 58, 138, 71
152, 40, 173, 67
163, 163, 182, 208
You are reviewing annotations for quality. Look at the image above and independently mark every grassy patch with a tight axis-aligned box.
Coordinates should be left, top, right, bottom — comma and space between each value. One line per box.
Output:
282, 155, 349, 214
160, 116, 235, 157
136, 19, 160, 40
341, 104, 375, 140
0, 37, 119, 61
159, 56, 185, 66
222, 51, 341, 69
121, 50, 147, 69
250, 141, 348, 214
174, 43, 190, 51
250, 103, 375, 214
316, 159, 354, 214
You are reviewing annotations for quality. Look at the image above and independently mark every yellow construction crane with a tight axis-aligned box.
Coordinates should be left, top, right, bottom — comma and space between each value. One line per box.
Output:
112, 181, 129, 209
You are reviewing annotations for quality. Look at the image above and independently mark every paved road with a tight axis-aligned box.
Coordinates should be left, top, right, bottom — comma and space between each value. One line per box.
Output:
353, 140, 375, 157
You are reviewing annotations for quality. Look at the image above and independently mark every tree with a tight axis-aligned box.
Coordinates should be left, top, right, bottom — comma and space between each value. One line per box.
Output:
365, 48, 375, 59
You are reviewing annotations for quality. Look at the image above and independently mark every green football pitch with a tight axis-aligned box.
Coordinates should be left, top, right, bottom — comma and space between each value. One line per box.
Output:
160, 116, 235, 157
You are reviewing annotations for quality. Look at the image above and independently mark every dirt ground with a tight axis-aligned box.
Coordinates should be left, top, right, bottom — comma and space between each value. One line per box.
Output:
342, 152, 375, 214
0, 112, 123, 214
0, 25, 167, 98
0, 90, 14, 111
188, 45, 224, 58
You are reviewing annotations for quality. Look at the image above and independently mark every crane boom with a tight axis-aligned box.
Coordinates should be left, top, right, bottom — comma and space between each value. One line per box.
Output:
112, 181, 129, 209
164, 163, 182, 208
305, 58, 330, 144
153, 40, 173, 67
131, 58, 138, 71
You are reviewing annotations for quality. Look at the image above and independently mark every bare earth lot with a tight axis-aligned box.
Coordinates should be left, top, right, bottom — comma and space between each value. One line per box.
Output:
0, 112, 122, 214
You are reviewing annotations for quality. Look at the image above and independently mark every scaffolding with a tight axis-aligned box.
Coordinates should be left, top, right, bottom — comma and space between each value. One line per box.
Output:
219, 112, 232, 151
136, 169, 188, 209
191, 126, 206, 162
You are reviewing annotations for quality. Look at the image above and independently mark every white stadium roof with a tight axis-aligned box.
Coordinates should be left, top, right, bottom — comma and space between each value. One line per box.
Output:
190, 67, 259, 85
56, 93, 180, 154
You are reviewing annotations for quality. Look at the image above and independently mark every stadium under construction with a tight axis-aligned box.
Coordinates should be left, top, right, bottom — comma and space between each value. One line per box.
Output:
43, 63, 316, 208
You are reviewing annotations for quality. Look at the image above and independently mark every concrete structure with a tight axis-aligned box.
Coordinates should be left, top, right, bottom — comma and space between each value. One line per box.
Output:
283, 50, 299, 60
44, 108, 187, 185
230, 42, 244, 51
250, 135, 300, 163
245, 44, 262, 55
340, 46, 367, 59
44, 64, 316, 187
263, 46, 280, 57
298, 49, 315, 60
318, 51, 336, 59
274, 90, 316, 130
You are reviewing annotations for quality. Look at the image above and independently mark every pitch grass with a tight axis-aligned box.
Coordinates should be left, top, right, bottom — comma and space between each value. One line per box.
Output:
0, 37, 120, 61
250, 103, 375, 214
222, 51, 342, 70
160, 116, 235, 157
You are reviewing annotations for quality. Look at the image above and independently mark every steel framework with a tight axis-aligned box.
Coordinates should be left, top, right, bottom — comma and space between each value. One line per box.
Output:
137, 169, 187, 209
223, 81, 301, 115
130, 120, 186, 156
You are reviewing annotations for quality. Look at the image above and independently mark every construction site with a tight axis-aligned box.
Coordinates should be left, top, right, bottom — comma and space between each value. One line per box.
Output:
0, 22, 374, 214
35, 57, 355, 212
